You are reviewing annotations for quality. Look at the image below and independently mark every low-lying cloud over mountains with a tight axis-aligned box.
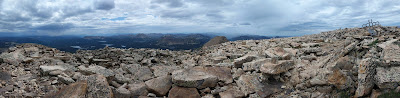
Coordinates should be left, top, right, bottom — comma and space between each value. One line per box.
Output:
0, 0, 400, 36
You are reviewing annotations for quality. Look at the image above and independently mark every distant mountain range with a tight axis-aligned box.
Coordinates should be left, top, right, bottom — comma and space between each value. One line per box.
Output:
0, 34, 287, 53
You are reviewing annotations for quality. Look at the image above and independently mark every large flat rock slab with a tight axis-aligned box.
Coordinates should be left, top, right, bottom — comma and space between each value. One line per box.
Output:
375, 66, 400, 89
172, 68, 218, 89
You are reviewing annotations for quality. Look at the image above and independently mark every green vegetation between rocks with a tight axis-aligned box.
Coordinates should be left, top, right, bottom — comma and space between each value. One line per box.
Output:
378, 91, 400, 98
368, 39, 379, 47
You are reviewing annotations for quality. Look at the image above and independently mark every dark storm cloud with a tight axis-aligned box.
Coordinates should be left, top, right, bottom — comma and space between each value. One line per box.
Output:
95, 0, 115, 10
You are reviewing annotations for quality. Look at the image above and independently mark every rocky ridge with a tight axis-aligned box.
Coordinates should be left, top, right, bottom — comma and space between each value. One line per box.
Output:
0, 26, 400, 97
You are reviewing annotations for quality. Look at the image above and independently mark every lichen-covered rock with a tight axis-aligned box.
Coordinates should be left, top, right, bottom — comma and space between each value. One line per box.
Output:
150, 66, 179, 77
44, 80, 88, 98
168, 86, 201, 98
243, 59, 269, 71
265, 47, 293, 60
78, 65, 115, 77
127, 82, 148, 97
260, 60, 294, 74
172, 68, 218, 89
114, 84, 132, 98
121, 64, 153, 81
193, 66, 233, 84
40, 64, 77, 75
218, 86, 245, 98
236, 75, 263, 95
327, 69, 354, 90
375, 66, 400, 89
380, 39, 400, 66
85, 75, 113, 98
233, 55, 257, 68
355, 58, 377, 97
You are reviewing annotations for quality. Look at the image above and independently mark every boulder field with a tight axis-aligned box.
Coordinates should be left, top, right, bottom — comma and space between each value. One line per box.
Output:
1, 26, 400, 97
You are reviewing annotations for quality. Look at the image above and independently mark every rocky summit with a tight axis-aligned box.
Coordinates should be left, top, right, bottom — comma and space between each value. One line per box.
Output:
1, 26, 400, 98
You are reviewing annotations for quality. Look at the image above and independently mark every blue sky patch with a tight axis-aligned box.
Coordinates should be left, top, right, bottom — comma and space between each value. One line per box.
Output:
101, 17, 127, 21
109, 17, 127, 21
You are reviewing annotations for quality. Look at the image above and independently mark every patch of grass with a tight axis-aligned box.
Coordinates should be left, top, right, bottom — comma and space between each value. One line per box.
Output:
338, 91, 351, 98
368, 39, 379, 47
378, 91, 400, 98
394, 41, 400, 47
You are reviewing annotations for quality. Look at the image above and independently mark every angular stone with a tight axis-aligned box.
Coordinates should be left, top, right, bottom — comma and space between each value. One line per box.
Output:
85, 75, 113, 98
145, 75, 172, 96
168, 86, 201, 98
301, 43, 320, 48
150, 66, 178, 77
375, 66, 400, 89
260, 60, 294, 74
233, 55, 257, 68
301, 55, 317, 61
172, 68, 218, 89
370, 89, 382, 98
309, 74, 328, 86
0, 49, 25, 65
134, 66, 153, 81
301, 47, 322, 54
236, 75, 263, 95
40, 65, 65, 72
202, 94, 215, 98
92, 59, 109, 62
44, 80, 87, 98
327, 69, 353, 90
78, 65, 115, 77
114, 85, 131, 98
243, 59, 269, 71
265, 47, 293, 60
335, 56, 354, 70
114, 73, 130, 84
355, 58, 377, 97
57, 74, 75, 84
218, 86, 245, 98
48, 70, 64, 76
381, 39, 400, 66
122, 64, 153, 81
256, 79, 284, 98
193, 66, 233, 84
128, 82, 148, 96
0, 71, 11, 81
211, 56, 227, 64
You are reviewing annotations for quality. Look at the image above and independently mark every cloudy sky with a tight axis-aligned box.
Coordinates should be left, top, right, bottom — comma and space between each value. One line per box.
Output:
0, 0, 400, 36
